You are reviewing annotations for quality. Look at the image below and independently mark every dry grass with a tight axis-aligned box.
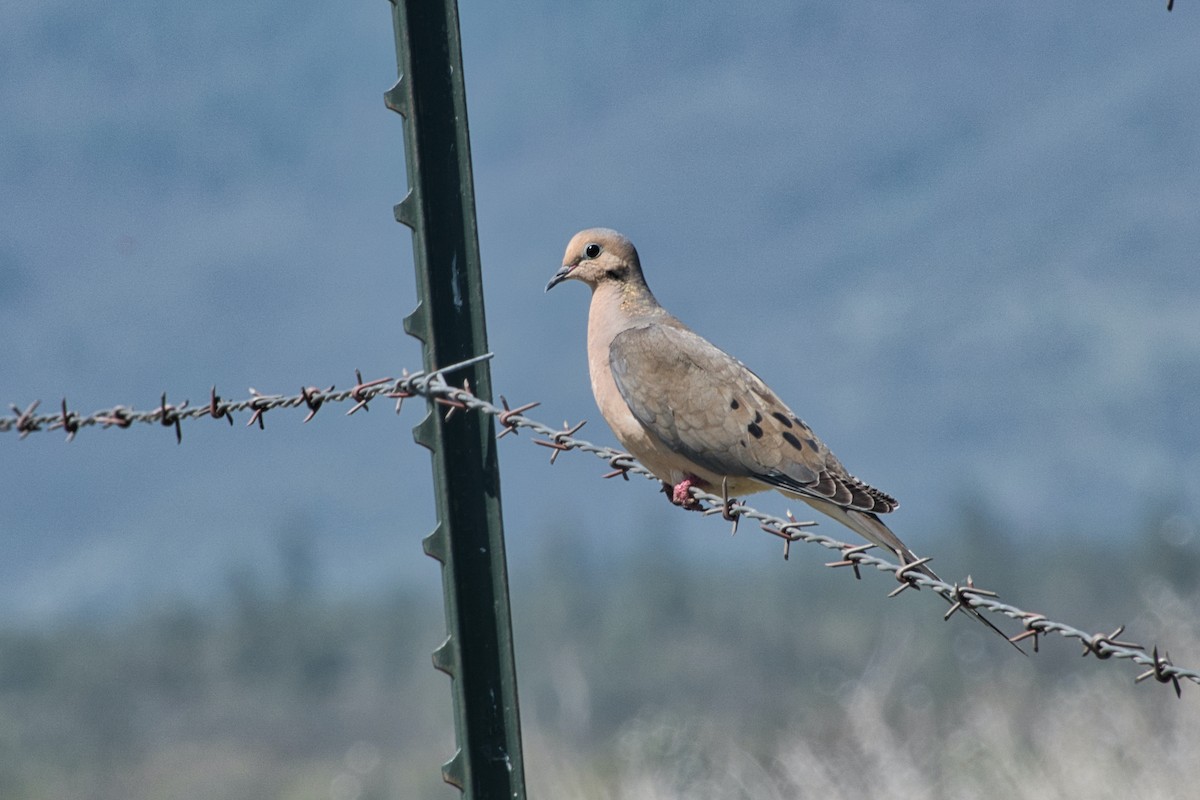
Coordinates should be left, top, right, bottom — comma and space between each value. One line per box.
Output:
526, 592, 1200, 800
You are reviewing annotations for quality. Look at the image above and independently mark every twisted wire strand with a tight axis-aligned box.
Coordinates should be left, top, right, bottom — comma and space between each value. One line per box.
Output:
5, 353, 1198, 693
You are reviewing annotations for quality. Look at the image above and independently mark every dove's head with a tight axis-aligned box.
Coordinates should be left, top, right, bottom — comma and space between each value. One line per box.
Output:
546, 228, 644, 292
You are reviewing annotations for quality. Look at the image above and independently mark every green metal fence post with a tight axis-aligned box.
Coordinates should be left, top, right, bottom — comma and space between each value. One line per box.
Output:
383, 1, 526, 796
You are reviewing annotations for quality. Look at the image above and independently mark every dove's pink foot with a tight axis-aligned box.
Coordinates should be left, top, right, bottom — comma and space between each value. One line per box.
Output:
669, 477, 704, 510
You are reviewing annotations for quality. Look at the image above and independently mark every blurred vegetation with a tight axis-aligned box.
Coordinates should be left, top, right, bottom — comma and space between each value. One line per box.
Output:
0, 506, 1196, 799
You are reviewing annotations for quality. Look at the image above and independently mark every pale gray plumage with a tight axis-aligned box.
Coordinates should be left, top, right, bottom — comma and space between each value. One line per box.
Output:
547, 227, 1017, 648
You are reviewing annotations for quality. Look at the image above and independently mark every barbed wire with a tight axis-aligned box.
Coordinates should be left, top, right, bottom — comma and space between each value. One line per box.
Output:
4, 353, 1198, 695
0, 355, 493, 442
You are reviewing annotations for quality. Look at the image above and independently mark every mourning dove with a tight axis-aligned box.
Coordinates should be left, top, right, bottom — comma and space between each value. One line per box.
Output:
547, 228, 1015, 646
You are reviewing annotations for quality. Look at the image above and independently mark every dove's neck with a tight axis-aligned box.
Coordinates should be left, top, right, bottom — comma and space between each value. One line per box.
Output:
588, 279, 661, 343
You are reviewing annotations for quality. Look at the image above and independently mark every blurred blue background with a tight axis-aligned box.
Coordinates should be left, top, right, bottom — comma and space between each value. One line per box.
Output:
1, 4, 1199, 797
2, 1, 1196, 621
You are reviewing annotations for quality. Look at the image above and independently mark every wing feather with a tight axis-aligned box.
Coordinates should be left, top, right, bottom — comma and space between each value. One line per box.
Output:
609, 323, 897, 514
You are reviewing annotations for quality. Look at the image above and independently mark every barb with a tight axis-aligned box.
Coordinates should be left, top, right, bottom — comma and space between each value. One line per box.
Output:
6, 359, 1199, 692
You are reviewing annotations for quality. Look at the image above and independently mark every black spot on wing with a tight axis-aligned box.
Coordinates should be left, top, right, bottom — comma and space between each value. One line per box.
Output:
781, 431, 804, 451
730, 399, 740, 410
747, 422, 763, 439
772, 412, 793, 428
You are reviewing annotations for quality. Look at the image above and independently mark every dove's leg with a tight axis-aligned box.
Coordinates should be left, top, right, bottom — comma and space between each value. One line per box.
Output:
667, 477, 704, 510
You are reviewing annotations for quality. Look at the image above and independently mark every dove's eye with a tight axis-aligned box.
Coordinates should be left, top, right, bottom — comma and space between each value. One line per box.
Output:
584, 243, 601, 259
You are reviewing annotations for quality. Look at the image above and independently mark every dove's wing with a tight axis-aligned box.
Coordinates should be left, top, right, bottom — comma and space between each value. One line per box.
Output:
608, 322, 897, 516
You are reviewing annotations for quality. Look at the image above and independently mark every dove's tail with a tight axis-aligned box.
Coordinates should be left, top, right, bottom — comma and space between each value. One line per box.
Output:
798, 497, 1024, 653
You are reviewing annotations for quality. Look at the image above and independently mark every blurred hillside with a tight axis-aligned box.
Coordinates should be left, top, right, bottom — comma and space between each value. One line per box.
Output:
3, 2, 1200, 625
1, 508, 1196, 799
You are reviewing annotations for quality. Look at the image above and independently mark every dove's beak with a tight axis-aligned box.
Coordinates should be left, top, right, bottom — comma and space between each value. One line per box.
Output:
545, 264, 574, 292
